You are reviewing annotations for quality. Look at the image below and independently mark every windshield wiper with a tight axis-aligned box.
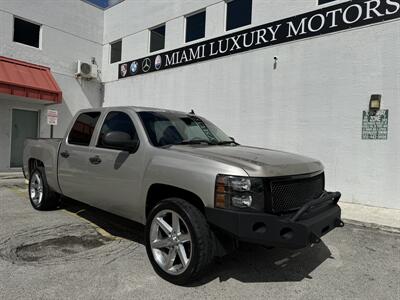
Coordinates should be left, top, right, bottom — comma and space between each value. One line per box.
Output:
172, 139, 239, 146
216, 140, 239, 146
175, 139, 217, 145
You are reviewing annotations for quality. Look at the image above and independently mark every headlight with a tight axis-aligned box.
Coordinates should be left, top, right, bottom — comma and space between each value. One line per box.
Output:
215, 175, 264, 211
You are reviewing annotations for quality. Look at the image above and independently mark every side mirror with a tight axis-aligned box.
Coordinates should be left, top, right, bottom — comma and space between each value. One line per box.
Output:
103, 131, 139, 153
229, 136, 236, 142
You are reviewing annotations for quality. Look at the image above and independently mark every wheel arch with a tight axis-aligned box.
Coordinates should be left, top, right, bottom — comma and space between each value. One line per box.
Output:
28, 158, 44, 176
145, 183, 206, 217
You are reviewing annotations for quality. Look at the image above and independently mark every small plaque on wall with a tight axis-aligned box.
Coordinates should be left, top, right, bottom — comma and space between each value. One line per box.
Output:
362, 110, 388, 140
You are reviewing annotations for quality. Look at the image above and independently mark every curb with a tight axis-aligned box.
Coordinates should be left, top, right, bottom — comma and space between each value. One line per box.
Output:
0, 173, 24, 180
343, 218, 400, 234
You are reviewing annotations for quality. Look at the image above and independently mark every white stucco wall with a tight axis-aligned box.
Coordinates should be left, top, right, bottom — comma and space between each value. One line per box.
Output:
102, 0, 400, 209
0, 0, 104, 170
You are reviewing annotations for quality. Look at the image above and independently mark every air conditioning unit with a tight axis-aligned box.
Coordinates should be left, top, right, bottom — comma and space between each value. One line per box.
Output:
76, 60, 97, 79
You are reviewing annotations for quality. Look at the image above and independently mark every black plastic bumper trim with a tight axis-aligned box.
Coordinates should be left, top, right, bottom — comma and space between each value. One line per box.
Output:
206, 201, 342, 249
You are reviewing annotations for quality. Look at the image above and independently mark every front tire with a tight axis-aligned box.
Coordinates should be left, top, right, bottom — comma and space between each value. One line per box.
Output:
29, 167, 59, 210
145, 198, 213, 285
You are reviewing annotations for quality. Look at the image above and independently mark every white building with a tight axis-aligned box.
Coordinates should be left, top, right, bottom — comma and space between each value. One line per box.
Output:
0, 0, 399, 210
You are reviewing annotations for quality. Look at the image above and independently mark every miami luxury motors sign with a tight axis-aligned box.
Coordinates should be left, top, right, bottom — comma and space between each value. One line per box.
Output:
119, 0, 400, 79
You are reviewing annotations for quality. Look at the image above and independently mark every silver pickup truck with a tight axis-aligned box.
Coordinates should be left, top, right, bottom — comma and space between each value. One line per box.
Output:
23, 106, 343, 285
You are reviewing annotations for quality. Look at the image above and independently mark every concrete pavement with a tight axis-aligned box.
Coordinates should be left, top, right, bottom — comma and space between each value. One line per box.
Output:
0, 181, 399, 299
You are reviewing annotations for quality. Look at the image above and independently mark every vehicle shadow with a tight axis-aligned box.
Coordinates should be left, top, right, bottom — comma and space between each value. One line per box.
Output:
60, 197, 145, 244
192, 242, 332, 285
60, 197, 333, 285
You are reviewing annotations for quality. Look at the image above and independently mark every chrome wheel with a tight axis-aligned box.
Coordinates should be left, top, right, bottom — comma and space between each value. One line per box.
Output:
30, 172, 43, 206
149, 209, 192, 275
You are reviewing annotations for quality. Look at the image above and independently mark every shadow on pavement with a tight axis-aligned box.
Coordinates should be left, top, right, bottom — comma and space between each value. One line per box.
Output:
192, 242, 332, 285
60, 197, 332, 285
60, 197, 145, 244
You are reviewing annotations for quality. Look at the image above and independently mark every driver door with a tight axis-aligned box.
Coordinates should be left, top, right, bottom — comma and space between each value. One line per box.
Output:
84, 110, 145, 222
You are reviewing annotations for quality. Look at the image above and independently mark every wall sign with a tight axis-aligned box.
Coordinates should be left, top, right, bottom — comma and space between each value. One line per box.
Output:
119, 0, 400, 79
362, 110, 389, 140
47, 109, 58, 126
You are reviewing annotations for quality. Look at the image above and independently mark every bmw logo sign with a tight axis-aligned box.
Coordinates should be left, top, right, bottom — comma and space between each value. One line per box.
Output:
130, 61, 138, 75
155, 55, 162, 70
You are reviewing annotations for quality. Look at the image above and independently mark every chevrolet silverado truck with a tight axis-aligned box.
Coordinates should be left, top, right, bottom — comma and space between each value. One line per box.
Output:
23, 106, 343, 285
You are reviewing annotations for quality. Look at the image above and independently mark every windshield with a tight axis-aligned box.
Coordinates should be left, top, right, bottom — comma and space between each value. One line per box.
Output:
138, 111, 234, 147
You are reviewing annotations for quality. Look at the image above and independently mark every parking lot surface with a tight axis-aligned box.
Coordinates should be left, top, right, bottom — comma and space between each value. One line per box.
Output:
0, 182, 399, 300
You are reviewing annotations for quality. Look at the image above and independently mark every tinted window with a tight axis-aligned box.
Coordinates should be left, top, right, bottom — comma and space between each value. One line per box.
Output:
150, 25, 165, 52
186, 11, 206, 43
226, 0, 252, 31
13, 17, 41, 48
68, 112, 101, 146
110, 40, 122, 63
97, 112, 138, 149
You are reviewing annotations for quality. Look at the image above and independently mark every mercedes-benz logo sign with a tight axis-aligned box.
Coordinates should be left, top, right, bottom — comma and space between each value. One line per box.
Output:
142, 58, 151, 73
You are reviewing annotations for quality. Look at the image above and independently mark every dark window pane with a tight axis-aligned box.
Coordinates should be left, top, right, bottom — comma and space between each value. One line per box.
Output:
150, 25, 165, 52
110, 40, 122, 63
318, 0, 336, 4
97, 111, 138, 149
226, 0, 252, 31
186, 11, 206, 43
68, 112, 101, 146
13, 17, 41, 48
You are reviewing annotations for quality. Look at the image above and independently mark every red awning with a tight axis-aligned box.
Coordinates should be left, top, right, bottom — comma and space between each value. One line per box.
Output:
0, 56, 62, 103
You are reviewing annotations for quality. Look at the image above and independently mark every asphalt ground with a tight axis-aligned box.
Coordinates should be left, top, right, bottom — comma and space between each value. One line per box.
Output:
0, 181, 399, 299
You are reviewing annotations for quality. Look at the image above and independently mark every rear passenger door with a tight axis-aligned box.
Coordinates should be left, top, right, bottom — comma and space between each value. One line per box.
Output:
84, 110, 146, 221
58, 111, 101, 203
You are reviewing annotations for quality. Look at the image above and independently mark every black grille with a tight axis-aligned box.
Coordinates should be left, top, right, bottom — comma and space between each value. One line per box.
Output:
269, 173, 324, 213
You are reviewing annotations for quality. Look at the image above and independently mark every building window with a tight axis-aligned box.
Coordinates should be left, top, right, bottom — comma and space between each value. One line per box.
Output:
110, 40, 122, 64
13, 17, 41, 48
150, 25, 165, 53
185, 10, 206, 43
226, 0, 252, 31
318, 0, 336, 4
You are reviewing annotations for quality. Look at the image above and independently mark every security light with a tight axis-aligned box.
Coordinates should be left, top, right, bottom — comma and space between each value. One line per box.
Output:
369, 94, 382, 111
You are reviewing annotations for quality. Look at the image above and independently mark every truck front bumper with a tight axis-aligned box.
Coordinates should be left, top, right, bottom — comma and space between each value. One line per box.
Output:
205, 192, 343, 249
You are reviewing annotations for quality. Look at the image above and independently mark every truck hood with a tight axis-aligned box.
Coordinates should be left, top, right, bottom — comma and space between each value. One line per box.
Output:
168, 145, 323, 177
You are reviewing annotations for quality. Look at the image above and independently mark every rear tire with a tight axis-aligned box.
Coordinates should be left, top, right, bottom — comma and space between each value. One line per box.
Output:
29, 167, 59, 210
145, 198, 213, 285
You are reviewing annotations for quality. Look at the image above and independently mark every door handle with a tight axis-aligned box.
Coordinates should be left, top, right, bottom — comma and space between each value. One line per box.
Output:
89, 155, 102, 165
60, 151, 70, 158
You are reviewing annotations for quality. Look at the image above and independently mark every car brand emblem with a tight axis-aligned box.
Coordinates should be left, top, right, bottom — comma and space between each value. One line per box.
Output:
155, 55, 162, 70
120, 63, 128, 77
142, 58, 151, 73
130, 61, 138, 75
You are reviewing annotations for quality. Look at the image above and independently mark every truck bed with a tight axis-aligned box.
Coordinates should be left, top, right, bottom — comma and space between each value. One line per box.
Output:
23, 138, 63, 194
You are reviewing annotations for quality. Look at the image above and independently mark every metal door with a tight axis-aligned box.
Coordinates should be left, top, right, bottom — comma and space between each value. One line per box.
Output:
10, 109, 38, 168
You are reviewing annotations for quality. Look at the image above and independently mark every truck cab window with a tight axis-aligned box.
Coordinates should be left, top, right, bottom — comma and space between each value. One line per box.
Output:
68, 112, 101, 146
97, 111, 138, 149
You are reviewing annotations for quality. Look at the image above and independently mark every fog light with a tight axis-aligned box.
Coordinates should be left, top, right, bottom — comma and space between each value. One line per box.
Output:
231, 195, 252, 208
